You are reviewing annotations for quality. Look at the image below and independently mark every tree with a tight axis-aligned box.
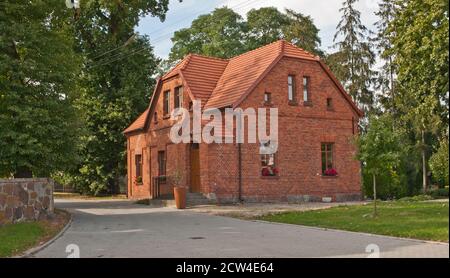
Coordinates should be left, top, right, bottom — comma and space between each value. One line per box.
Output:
283, 9, 324, 57
356, 114, 402, 216
169, 7, 247, 61
246, 7, 289, 49
70, 0, 169, 194
330, 0, 376, 116
374, 0, 398, 113
429, 135, 449, 187
168, 6, 324, 61
389, 0, 449, 192
0, 0, 81, 177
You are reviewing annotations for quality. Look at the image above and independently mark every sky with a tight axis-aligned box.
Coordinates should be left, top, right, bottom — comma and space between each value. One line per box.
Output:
136, 0, 381, 59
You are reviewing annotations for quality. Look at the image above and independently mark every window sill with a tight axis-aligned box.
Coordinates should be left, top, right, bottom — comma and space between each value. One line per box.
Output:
321, 175, 338, 179
261, 175, 280, 179
288, 101, 298, 106
162, 115, 170, 119
303, 101, 313, 107
263, 102, 273, 107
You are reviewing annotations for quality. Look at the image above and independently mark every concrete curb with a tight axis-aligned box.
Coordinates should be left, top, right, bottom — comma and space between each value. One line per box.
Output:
15, 211, 73, 258
252, 219, 449, 246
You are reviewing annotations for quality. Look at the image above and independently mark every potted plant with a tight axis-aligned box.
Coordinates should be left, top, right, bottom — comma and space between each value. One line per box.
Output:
135, 176, 143, 184
171, 168, 186, 209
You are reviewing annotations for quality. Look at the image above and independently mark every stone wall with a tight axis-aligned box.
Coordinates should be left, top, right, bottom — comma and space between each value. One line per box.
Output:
0, 178, 54, 225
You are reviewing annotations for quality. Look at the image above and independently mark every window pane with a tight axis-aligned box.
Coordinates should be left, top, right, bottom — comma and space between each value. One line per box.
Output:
288, 75, 295, 101
158, 151, 166, 176
164, 91, 170, 114
321, 151, 327, 173
135, 155, 142, 177
175, 86, 183, 108
303, 77, 309, 102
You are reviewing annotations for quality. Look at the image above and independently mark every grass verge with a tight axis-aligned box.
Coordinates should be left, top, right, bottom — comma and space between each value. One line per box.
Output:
0, 209, 70, 257
54, 192, 127, 200
258, 201, 449, 242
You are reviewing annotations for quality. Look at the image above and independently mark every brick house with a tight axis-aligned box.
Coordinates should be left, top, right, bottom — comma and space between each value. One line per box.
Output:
124, 40, 363, 203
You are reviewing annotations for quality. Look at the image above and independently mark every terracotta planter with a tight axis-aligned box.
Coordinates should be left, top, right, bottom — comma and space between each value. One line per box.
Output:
173, 186, 187, 209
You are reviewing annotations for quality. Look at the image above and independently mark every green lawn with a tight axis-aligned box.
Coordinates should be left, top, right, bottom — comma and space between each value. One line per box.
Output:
0, 210, 69, 257
259, 201, 449, 242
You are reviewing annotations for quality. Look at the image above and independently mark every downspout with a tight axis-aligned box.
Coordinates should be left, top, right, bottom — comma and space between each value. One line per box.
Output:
236, 109, 243, 203
238, 143, 242, 203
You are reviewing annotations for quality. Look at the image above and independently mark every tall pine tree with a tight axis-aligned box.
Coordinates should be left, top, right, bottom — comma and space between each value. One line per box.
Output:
330, 0, 376, 117
374, 0, 398, 113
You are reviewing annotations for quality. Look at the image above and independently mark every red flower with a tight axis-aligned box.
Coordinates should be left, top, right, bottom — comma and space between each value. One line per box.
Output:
324, 168, 338, 176
262, 167, 278, 176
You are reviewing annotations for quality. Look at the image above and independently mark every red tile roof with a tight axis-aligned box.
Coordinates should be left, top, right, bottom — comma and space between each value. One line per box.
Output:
179, 54, 228, 105
123, 108, 149, 134
124, 40, 362, 134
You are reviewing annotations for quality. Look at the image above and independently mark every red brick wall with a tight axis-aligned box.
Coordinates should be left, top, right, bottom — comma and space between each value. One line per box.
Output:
204, 57, 361, 202
127, 133, 150, 199
127, 57, 361, 202
127, 76, 192, 199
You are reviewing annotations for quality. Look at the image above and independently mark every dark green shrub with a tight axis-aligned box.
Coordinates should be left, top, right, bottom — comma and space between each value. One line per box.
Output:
429, 187, 449, 199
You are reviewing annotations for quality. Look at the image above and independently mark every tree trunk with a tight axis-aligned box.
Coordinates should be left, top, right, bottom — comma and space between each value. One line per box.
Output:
373, 173, 377, 217
421, 129, 427, 193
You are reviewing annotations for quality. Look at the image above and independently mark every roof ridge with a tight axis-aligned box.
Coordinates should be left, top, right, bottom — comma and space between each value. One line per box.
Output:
229, 39, 283, 61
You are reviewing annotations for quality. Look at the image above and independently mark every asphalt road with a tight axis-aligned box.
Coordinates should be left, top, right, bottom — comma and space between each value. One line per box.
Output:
33, 199, 449, 258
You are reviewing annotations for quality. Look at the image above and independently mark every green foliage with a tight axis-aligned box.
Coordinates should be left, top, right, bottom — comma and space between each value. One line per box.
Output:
67, 0, 169, 194
169, 7, 247, 61
169, 6, 323, 62
356, 114, 406, 199
397, 195, 433, 202
390, 0, 449, 131
429, 137, 449, 186
0, 0, 82, 177
246, 7, 289, 49
429, 187, 449, 198
329, 0, 376, 116
373, 0, 397, 113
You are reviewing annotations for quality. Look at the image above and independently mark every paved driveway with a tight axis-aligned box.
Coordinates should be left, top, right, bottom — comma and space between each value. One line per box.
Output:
33, 199, 449, 258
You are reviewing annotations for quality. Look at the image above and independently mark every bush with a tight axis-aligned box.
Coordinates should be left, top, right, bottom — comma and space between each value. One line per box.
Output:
398, 195, 433, 202
429, 138, 449, 187
429, 187, 449, 199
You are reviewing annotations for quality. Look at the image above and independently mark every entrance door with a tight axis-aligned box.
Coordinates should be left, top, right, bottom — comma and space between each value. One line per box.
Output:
190, 143, 201, 192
